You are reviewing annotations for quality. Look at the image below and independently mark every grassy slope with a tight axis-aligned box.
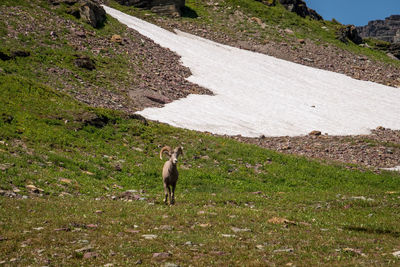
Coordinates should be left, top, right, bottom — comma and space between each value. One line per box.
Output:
1, 0, 400, 266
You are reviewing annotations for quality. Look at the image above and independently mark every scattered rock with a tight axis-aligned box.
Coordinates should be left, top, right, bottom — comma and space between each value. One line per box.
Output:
145, 93, 172, 104
26, 184, 44, 194
309, 130, 322, 136
231, 227, 251, 233
343, 247, 367, 257
393, 250, 400, 258
74, 30, 86, 38
285, 28, 294, 35
54, 227, 71, 232
111, 34, 123, 44
152, 252, 171, 260
0, 163, 14, 171
83, 252, 98, 259
268, 217, 297, 225
350, 196, 374, 201
59, 178, 72, 184
75, 245, 93, 253
74, 55, 96, 70
86, 224, 98, 229
251, 17, 263, 27
162, 263, 180, 267
273, 248, 294, 253
118, 191, 146, 201
160, 225, 173, 230
125, 229, 140, 234
221, 234, 236, 238
82, 170, 94, 175
142, 234, 157, 240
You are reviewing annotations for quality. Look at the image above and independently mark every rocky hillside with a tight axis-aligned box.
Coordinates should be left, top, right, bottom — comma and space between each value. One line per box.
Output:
357, 15, 400, 43
0, 0, 211, 114
2, 0, 400, 171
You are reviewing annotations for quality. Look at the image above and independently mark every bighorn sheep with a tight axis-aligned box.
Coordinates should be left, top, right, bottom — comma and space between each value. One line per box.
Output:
160, 146, 183, 205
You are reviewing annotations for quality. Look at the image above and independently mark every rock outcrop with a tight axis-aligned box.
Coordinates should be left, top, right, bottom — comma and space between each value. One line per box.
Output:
336, 25, 363, 45
115, 0, 185, 17
49, 0, 106, 28
79, 0, 106, 28
256, 0, 322, 20
357, 15, 400, 43
390, 43, 400, 59
279, 0, 322, 20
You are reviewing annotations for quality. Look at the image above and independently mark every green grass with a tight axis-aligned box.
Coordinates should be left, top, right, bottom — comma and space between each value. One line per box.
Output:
0, 0, 140, 105
1, 59, 400, 266
1, 0, 400, 265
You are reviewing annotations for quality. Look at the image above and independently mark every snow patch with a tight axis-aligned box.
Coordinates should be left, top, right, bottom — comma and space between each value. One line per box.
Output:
104, 6, 400, 137
381, 166, 400, 172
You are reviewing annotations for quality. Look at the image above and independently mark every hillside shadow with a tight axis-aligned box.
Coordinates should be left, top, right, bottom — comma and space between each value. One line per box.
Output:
345, 226, 400, 238
181, 6, 198, 18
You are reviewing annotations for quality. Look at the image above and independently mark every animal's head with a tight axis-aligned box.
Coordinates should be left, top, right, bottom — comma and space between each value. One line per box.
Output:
160, 146, 184, 164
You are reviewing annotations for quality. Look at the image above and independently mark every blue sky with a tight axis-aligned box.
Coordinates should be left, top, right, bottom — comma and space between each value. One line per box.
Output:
304, 0, 400, 26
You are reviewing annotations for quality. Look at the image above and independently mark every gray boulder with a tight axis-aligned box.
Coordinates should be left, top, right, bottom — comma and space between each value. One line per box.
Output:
79, 0, 106, 28
49, 0, 106, 28
75, 55, 96, 70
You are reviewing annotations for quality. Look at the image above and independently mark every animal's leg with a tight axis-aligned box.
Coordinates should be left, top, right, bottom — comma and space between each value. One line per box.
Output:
163, 183, 169, 204
170, 182, 176, 205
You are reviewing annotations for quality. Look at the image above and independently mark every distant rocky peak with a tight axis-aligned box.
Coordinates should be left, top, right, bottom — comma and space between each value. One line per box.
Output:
357, 15, 400, 43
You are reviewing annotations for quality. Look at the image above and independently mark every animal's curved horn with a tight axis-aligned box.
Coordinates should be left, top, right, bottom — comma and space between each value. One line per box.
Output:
160, 146, 172, 159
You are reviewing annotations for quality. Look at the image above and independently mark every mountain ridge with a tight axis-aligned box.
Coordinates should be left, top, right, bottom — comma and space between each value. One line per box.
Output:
357, 15, 400, 43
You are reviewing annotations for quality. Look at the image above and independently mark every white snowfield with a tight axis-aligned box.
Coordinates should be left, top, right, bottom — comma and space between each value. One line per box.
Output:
104, 6, 400, 138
